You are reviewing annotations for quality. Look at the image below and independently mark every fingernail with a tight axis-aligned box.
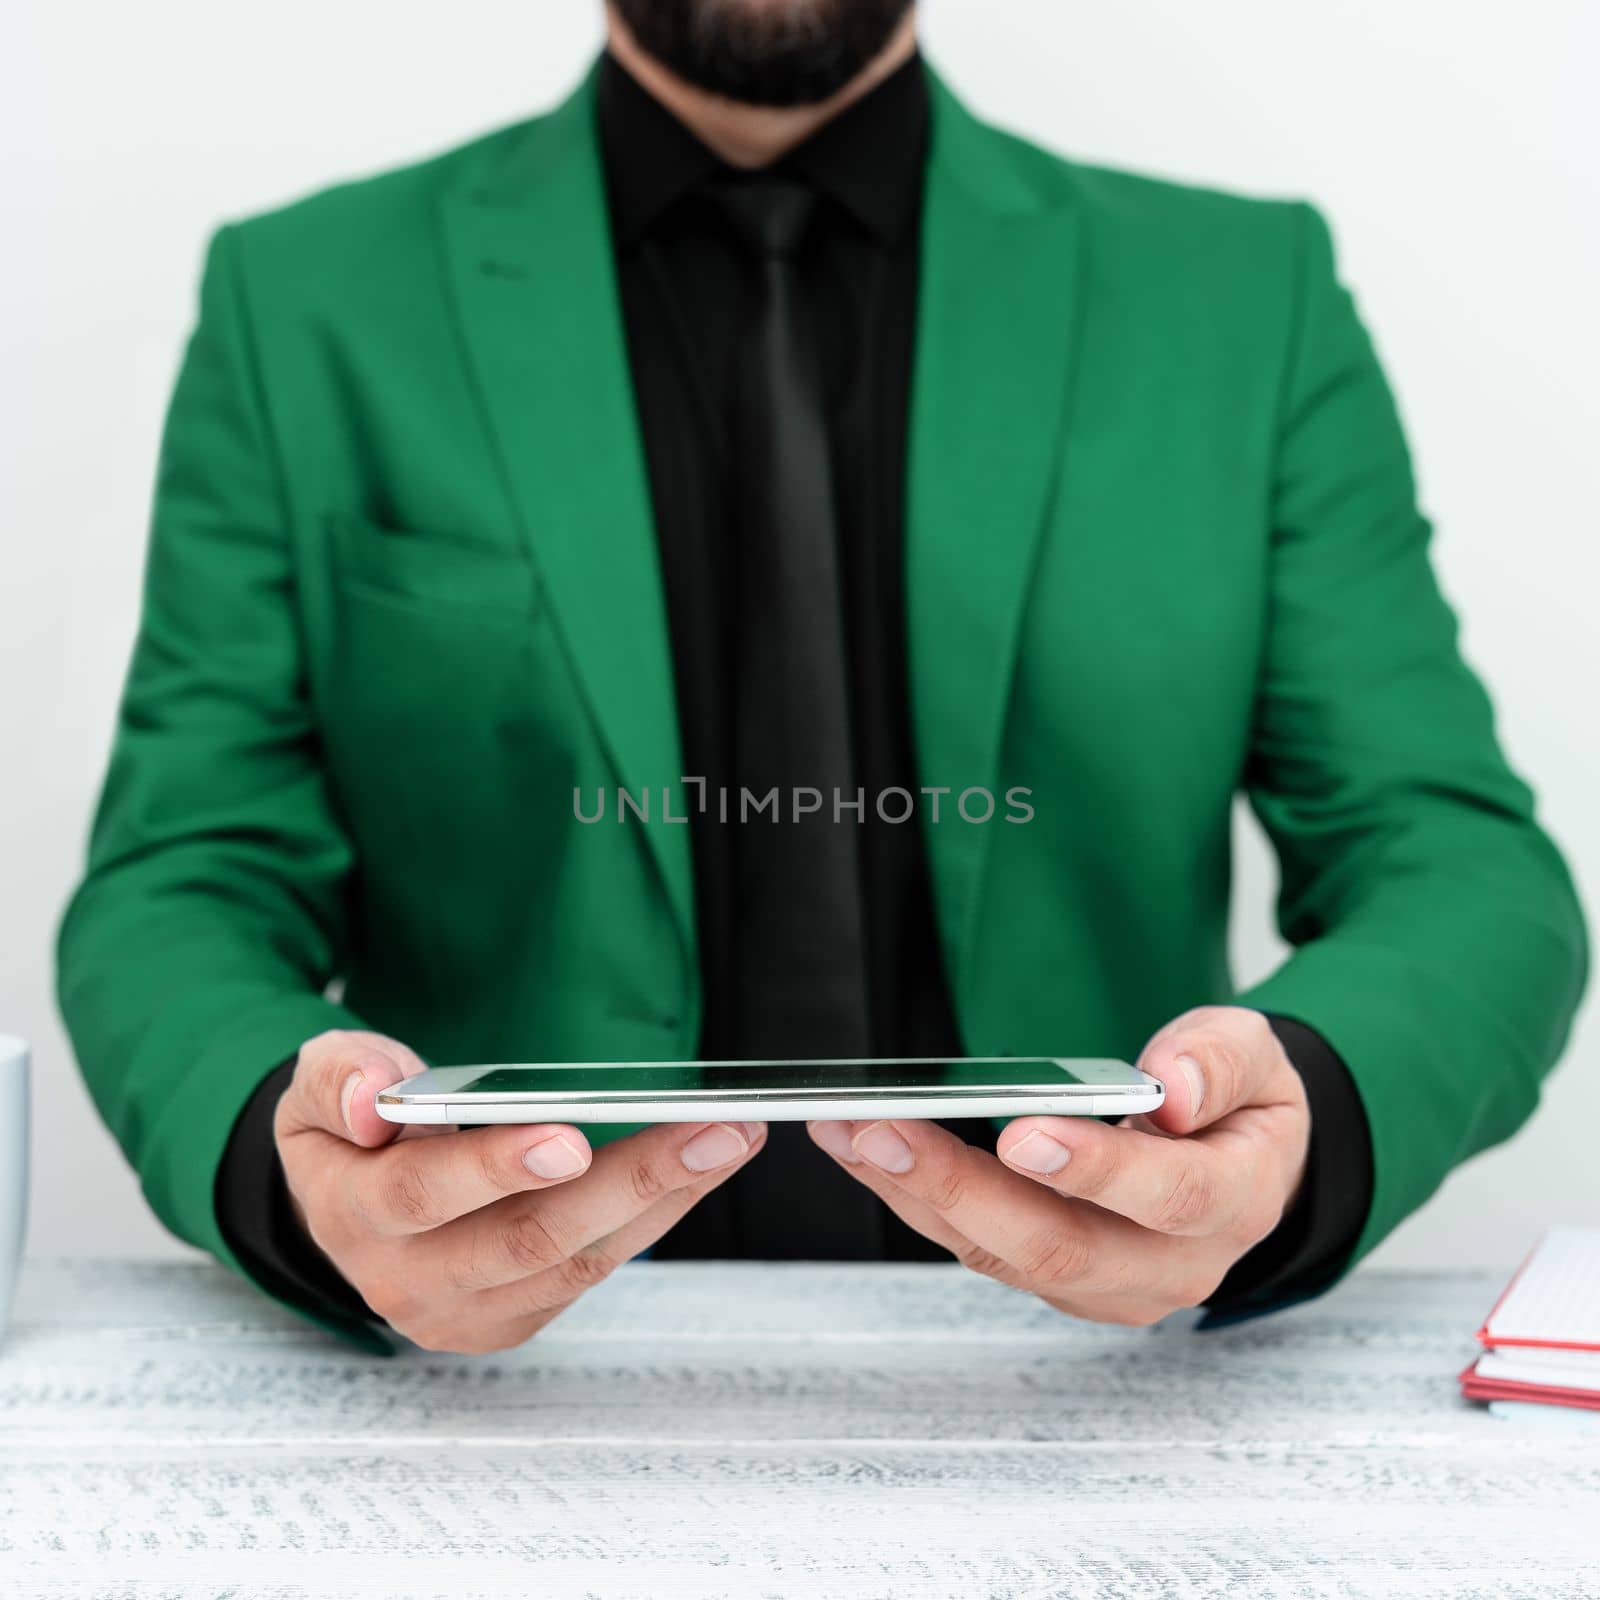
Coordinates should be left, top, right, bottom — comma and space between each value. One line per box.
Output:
807, 1120, 860, 1164
524, 1134, 587, 1179
340, 1071, 365, 1133
1175, 1054, 1206, 1118
681, 1121, 750, 1172
1005, 1129, 1070, 1175
852, 1120, 914, 1174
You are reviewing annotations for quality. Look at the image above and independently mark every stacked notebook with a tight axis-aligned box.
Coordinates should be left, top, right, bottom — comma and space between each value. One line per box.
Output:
1461, 1226, 1600, 1413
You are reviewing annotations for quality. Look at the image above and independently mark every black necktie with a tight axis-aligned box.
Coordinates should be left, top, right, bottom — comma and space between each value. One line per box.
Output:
710, 175, 883, 1257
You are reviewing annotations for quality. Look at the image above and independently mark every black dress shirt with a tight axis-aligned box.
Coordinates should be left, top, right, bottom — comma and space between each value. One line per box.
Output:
216, 51, 1373, 1328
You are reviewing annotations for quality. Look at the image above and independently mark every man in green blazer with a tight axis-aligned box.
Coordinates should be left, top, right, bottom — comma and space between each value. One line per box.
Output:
59, 2, 1586, 1354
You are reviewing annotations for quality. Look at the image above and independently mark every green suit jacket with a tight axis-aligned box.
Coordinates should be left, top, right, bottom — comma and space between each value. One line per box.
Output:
59, 64, 1587, 1343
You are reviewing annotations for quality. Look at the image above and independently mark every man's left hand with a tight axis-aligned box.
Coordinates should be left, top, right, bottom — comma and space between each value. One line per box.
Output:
807, 1007, 1310, 1325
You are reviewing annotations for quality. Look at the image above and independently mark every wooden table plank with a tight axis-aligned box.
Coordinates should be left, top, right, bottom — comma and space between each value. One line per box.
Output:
2, 1261, 1596, 1597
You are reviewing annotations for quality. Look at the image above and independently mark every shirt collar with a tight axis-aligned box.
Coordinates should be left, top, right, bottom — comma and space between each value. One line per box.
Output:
780, 53, 928, 244
598, 53, 721, 247
598, 50, 929, 249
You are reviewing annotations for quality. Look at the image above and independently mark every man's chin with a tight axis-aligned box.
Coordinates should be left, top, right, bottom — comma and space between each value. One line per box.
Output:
612, 0, 914, 108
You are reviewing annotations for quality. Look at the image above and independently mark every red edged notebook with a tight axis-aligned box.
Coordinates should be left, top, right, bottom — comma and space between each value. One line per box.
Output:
1461, 1227, 1600, 1411
1458, 1362, 1600, 1411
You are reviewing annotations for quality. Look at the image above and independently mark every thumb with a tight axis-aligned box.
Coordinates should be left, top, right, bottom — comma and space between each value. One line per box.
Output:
1135, 1007, 1291, 1136
279, 1029, 429, 1148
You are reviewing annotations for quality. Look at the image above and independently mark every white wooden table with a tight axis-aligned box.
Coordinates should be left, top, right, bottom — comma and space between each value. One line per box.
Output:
1, 1261, 1596, 1597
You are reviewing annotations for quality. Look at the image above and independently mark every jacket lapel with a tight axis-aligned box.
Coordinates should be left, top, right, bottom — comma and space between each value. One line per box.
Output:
908, 73, 1084, 1009
437, 71, 696, 965
434, 65, 1081, 1010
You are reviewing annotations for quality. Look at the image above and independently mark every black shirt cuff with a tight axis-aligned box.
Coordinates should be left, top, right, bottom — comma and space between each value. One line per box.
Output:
213, 1058, 379, 1328
1199, 1012, 1374, 1325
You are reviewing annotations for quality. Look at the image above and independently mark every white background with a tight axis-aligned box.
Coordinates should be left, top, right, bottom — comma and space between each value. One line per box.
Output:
3, 1, 1596, 1267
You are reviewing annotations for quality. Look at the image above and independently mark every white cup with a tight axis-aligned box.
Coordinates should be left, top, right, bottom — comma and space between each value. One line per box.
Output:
0, 1037, 28, 1337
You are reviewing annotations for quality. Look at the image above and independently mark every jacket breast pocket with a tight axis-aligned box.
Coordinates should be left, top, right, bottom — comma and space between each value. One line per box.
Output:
325, 511, 543, 622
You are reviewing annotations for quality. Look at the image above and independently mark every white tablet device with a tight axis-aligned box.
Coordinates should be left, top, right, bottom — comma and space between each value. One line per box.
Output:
373, 1057, 1164, 1125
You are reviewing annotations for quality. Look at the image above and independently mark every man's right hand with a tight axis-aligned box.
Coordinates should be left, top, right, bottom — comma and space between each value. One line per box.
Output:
275, 1030, 765, 1353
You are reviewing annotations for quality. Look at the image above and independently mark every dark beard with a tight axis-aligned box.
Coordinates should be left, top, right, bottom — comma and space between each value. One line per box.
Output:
613, 0, 914, 107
